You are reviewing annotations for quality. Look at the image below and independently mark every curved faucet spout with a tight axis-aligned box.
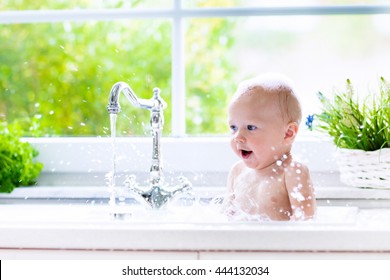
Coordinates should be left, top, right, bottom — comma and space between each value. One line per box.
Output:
108, 81, 191, 210
107, 82, 154, 114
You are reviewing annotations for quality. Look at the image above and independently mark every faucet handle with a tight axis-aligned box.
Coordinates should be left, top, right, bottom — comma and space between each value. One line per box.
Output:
124, 174, 138, 190
177, 176, 192, 191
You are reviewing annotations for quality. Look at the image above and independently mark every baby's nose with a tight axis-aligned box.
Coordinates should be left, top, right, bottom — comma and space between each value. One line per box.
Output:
233, 133, 246, 143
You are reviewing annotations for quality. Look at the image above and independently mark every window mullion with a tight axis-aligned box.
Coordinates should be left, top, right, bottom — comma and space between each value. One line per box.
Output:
171, 0, 186, 136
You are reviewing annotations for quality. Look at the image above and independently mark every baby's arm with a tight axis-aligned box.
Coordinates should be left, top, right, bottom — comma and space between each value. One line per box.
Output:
285, 162, 316, 220
221, 161, 241, 215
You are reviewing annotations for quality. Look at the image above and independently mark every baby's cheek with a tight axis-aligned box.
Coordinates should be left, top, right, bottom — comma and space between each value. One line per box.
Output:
229, 141, 236, 151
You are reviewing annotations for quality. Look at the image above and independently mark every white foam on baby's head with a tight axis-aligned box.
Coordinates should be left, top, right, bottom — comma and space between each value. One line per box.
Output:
231, 72, 302, 124
234, 72, 295, 97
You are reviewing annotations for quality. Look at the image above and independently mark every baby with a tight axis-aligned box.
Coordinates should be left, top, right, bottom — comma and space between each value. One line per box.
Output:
223, 73, 316, 221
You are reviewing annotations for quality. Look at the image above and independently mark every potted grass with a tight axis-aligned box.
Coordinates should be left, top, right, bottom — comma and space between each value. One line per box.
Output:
307, 77, 390, 188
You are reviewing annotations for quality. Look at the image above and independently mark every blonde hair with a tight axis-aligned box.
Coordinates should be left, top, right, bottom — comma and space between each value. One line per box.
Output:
233, 73, 302, 124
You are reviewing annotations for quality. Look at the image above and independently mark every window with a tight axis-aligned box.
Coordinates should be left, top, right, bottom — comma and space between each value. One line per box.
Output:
1, 0, 390, 137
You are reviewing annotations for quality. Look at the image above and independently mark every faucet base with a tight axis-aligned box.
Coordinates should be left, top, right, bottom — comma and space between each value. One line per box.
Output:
124, 175, 193, 209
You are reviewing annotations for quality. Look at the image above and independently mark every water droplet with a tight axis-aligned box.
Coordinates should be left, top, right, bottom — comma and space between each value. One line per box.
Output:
294, 208, 304, 218
276, 160, 282, 166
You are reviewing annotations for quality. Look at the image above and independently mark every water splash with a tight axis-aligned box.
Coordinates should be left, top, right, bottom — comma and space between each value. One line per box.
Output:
108, 114, 118, 207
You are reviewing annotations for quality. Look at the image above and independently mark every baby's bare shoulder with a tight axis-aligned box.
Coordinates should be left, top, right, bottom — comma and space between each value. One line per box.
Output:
285, 160, 310, 174
284, 160, 312, 186
230, 160, 246, 175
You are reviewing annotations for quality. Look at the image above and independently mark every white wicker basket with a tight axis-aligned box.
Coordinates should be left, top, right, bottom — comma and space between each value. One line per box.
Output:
336, 148, 390, 189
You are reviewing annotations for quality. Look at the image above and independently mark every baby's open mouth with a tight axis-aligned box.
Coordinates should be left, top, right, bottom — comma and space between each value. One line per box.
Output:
240, 149, 253, 159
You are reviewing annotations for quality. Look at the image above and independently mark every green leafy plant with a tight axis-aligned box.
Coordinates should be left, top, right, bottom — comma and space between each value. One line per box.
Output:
0, 120, 43, 193
308, 77, 390, 151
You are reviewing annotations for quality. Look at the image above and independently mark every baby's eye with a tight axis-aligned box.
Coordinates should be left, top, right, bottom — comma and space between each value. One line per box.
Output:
247, 125, 257, 131
229, 125, 237, 132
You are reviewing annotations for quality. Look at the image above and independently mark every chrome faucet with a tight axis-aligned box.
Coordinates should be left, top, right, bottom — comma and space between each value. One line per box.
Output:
107, 82, 192, 209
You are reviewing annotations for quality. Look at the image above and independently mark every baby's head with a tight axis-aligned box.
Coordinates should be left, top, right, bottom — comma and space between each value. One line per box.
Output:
228, 73, 302, 170
232, 73, 302, 125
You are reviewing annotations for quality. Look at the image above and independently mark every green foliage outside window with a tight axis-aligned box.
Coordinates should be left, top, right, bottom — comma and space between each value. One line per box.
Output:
185, 17, 236, 134
1, 19, 172, 136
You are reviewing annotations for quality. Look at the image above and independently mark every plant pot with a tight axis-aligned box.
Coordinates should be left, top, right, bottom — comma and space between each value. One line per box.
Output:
336, 148, 390, 189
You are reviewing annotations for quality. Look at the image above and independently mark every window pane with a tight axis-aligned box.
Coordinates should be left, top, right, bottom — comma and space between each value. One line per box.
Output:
1, 0, 172, 10
0, 20, 171, 136
185, 14, 390, 135
185, 18, 237, 135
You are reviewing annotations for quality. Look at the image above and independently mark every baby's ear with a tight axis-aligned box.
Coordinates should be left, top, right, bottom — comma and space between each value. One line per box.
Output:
284, 122, 299, 144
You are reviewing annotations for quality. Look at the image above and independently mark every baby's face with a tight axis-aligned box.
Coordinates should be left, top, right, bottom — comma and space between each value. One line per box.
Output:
228, 88, 288, 170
